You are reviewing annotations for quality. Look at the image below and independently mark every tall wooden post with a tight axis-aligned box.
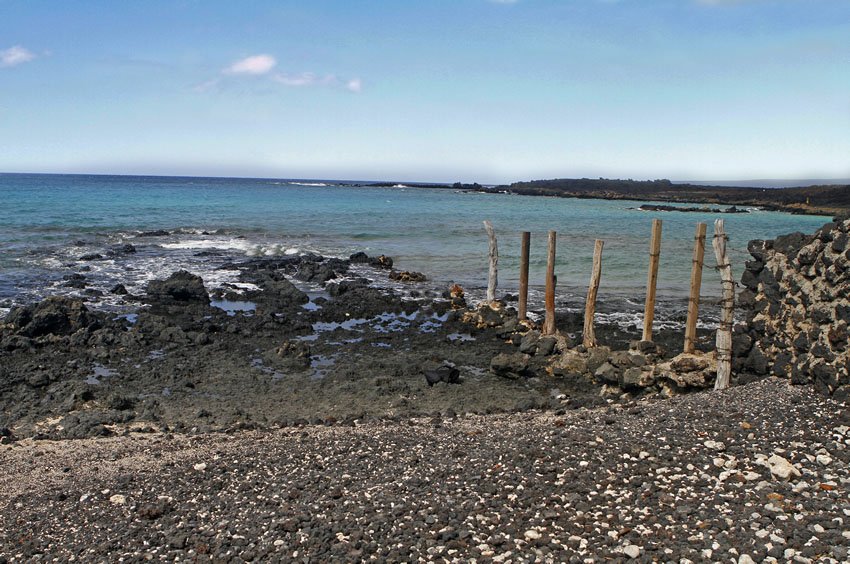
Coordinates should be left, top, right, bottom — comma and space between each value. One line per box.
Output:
543, 231, 557, 335
582, 239, 604, 348
483, 220, 498, 302
712, 219, 734, 390
684, 222, 707, 354
518, 232, 531, 321
642, 219, 663, 342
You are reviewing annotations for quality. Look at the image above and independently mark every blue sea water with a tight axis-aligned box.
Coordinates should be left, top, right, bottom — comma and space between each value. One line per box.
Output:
0, 173, 831, 328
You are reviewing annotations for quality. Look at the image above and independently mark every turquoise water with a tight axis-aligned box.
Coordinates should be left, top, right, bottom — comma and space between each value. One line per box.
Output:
0, 173, 830, 325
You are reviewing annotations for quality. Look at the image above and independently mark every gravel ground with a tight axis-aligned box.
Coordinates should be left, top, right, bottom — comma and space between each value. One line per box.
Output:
1, 378, 849, 563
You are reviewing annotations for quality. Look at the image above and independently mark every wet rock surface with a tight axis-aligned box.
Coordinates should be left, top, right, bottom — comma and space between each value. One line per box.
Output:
1, 379, 848, 561
7, 252, 690, 440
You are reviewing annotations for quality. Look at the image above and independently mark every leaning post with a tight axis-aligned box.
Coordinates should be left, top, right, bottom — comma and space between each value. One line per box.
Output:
642, 218, 663, 342
543, 231, 557, 335
582, 239, 604, 348
483, 220, 498, 303
518, 232, 531, 321
684, 222, 707, 354
712, 219, 734, 390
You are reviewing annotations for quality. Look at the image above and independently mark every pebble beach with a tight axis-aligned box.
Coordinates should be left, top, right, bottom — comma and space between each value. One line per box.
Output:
2, 379, 849, 562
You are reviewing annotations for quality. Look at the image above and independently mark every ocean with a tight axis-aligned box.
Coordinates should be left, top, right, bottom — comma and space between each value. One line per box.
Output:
0, 173, 830, 330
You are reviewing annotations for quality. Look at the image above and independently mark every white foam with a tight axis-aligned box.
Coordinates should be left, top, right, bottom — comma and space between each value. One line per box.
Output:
228, 282, 261, 292
288, 182, 328, 187
160, 238, 254, 251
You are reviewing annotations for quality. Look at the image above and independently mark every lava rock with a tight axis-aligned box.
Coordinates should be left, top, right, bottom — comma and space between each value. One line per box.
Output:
146, 271, 210, 305
490, 352, 530, 379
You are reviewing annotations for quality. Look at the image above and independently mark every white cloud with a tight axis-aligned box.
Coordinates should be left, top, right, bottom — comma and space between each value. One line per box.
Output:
346, 78, 362, 93
224, 54, 276, 75
0, 45, 37, 68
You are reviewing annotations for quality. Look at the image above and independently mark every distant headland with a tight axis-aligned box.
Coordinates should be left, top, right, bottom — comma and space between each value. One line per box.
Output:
361, 178, 850, 217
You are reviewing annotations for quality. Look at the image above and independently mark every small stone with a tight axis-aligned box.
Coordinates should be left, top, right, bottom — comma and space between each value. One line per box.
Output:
193, 462, 207, 471
274, 540, 285, 547
738, 556, 756, 564
623, 545, 641, 558
816, 454, 832, 466
704, 440, 726, 451
109, 494, 126, 505
524, 529, 541, 541
767, 454, 801, 481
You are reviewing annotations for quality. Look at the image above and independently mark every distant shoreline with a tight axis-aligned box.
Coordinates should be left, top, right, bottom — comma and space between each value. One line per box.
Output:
336, 178, 848, 217
363, 179, 843, 217
2, 172, 844, 216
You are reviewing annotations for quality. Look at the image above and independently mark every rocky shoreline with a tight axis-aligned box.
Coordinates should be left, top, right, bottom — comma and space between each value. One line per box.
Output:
0, 247, 720, 443
2, 218, 850, 561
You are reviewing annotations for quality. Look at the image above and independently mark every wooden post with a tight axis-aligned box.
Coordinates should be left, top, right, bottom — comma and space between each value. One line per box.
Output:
483, 220, 498, 302
518, 232, 531, 320
684, 222, 707, 354
642, 219, 663, 342
712, 219, 734, 390
543, 231, 557, 335
582, 239, 604, 348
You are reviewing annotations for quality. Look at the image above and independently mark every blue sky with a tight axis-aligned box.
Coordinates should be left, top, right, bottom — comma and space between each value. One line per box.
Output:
1, 0, 848, 183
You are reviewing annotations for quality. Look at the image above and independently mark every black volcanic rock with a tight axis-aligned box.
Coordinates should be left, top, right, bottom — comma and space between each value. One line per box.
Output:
146, 271, 210, 305
4, 297, 98, 337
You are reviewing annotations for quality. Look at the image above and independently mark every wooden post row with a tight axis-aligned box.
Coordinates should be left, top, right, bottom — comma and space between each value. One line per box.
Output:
543, 231, 557, 335
712, 219, 734, 390
518, 232, 531, 321
642, 219, 663, 342
483, 220, 498, 302
582, 239, 604, 348
683, 222, 707, 354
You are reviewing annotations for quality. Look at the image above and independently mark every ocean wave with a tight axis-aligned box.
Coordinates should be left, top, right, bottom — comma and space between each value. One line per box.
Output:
288, 182, 329, 187
160, 238, 255, 252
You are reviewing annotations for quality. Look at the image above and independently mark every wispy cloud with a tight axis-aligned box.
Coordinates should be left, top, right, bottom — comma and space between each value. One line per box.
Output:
224, 54, 277, 75
696, 0, 759, 5
346, 78, 362, 93
195, 53, 362, 94
0, 45, 37, 68
272, 72, 336, 87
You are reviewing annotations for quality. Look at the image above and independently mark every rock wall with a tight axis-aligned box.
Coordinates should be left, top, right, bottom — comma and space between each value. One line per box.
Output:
735, 219, 850, 400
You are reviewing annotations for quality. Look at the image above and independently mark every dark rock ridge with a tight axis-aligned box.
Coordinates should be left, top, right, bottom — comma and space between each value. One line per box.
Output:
637, 204, 747, 214
734, 218, 850, 400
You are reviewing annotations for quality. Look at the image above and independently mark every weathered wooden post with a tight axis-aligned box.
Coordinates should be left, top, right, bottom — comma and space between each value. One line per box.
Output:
684, 222, 707, 354
543, 231, 557, 335
582, 239, 604, 348
518, 232, 531, 321
642, 219, 663, 342
712, 219, 734, 390
483, 220, 498, 302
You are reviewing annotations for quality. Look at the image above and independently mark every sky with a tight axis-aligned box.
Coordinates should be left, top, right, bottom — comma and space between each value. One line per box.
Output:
1, 0, 849, 184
